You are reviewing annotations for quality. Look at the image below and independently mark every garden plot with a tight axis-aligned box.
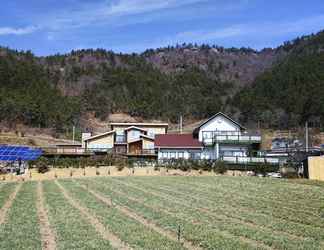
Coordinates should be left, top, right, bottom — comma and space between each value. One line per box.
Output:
0, 176, 323, 250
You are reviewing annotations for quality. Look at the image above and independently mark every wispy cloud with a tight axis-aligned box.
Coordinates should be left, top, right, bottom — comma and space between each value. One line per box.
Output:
111, 14, 324, 52
106, 0, 207, 16
0, 26, 38, 36
170, 14, 324, 44
37, 0, 242, 31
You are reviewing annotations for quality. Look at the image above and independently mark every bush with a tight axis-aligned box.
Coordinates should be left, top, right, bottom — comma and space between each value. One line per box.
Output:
213, 160, 227, 174
36, 157, 49, 173
116, 165, 124, 172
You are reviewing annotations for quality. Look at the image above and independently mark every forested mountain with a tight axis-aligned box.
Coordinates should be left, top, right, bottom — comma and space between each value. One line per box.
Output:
0, 30, 323, 132
235, 30, 324, 129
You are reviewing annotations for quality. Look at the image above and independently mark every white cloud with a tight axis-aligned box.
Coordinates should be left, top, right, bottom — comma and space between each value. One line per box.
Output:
171, 14, 324, 44
38, 0, 243, 31
106, 0, 207, 16
0, 26, 38, 35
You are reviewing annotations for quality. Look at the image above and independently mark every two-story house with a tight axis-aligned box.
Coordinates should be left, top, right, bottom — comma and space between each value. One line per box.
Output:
156, 112, 261, 161
82, 122, 168, 157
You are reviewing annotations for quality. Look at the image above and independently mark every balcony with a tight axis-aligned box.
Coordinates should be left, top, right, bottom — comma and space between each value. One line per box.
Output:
202, 131, 261, 146
127, 149, 157, 156
220, 156, 285, 165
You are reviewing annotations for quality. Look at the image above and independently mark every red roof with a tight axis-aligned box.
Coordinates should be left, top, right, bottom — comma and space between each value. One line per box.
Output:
155, 134, 202, 148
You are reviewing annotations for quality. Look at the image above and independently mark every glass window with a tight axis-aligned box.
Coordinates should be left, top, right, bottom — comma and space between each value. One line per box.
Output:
178, 151, 184, 159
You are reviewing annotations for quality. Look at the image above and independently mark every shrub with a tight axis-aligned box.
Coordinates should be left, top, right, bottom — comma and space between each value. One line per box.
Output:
116, 165, 124, 172
213, 160, 227, 174
36, 157, 49, 173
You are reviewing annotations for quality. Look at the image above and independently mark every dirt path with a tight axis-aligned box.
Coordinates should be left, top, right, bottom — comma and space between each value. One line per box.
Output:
54, 181, 131, 250
0, 183, 22, 225
74, 180, 200, 250
37, 182, 57, 250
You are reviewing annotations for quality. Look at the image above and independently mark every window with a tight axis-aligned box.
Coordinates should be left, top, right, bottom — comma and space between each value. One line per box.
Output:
203, 132, 212, 139
178, 151, 184, 159
170, 152, 176, 159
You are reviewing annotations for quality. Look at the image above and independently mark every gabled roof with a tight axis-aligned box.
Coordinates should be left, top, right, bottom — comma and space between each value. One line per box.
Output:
124, 126, 147, 132
128, 138, 142, 144
110, 122, 168, 127
193, 112, 245, 136
155, 134, 203, 148
140, 134, 155, 141
84, 130, 116, 141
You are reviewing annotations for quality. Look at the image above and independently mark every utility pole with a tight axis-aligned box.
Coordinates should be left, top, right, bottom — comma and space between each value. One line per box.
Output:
72, 125, 75, 143
179, 115, 183, 134
305, 121, 309, 153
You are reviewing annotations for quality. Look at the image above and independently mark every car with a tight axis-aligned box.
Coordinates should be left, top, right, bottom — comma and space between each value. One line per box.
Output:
267, 172, 282, 178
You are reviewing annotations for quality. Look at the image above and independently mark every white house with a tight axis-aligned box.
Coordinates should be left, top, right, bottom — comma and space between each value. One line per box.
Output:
156, 112, 261, 161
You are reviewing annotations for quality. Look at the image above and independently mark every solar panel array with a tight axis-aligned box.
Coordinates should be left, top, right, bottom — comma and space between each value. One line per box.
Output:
0, 145, 42, 162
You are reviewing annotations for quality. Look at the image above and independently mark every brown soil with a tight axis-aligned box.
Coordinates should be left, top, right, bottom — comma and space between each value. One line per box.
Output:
74, 180, 201, 250
54, 181, 131, 250
0, 183, 22, 225
37, 182, 57, 250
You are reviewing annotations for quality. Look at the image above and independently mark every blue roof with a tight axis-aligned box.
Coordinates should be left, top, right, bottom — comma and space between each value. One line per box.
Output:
0, 145, 42, 162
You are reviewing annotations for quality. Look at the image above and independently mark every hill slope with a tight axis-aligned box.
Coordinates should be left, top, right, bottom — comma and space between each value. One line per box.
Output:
235, 30, 324, 128
1, 30, 324, 132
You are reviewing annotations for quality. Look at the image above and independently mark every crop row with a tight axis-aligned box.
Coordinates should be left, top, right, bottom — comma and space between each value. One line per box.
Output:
0, 182, 41, 249
123, 177, 323, 228
116, 177, 324, 242
77, 177, 322, 250
57, 179, 186, 250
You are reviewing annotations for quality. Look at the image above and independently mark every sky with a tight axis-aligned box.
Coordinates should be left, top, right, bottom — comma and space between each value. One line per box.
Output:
0, 0, 324, 56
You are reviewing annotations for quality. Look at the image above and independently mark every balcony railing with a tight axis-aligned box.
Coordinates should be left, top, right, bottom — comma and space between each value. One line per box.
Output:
127, 149, 157, 156
42, 147, 93, 155
202, 131, 261, 145
221, 156, 285, 165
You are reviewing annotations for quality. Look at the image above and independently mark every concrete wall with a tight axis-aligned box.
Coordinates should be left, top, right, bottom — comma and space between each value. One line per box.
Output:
308, 156, 324, 181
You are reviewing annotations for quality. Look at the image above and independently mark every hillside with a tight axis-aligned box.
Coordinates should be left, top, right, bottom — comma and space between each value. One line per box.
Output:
235, 30, 324, 129
1, 30, 324, 133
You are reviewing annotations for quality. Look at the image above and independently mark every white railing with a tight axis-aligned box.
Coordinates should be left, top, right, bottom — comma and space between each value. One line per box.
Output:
203, 131, 261, 145
221, 156, 283, 165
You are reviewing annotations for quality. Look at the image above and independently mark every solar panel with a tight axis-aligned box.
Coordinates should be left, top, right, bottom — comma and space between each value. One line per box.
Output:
0, 145, 43, 162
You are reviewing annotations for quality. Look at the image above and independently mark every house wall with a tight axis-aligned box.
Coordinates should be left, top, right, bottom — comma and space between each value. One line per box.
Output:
308, 156, 324, 181
143, 139, 155, 150
86, 134, 114, 149
219, 145, 248, 157
127, 129, 142, 142
158, 149, 202, 160
146, 127, 167, 137
112, 125, 167, 137
198, 116, 241, 142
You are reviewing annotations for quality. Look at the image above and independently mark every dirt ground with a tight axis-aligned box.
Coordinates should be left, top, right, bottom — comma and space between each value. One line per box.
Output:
0, 166, 219, 182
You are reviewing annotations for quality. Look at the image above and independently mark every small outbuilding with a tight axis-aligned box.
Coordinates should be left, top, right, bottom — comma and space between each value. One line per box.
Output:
308, 156, 324, 181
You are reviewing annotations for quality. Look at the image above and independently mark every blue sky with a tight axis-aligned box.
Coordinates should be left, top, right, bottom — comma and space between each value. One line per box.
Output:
0, 0, 324, 56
